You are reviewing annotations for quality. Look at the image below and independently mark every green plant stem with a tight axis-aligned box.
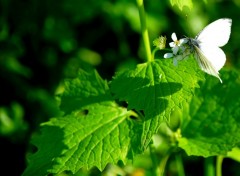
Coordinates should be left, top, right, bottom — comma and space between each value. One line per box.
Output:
151, 48, 159, 60
158, 154, 170, 176
136, 0, 152, 62
149, 147, 158, 176
216, 156, 224, 176
175, 154, 185, 176
149, 146, 170, 176
204, 157, 215, 176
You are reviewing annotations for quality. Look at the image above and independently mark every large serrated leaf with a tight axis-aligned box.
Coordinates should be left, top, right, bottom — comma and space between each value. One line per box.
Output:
23, 102, 132, 176
60, 69, 111, 114
110, 59, 203, 150
178, 69, 240, 157
23, 69, 140, 176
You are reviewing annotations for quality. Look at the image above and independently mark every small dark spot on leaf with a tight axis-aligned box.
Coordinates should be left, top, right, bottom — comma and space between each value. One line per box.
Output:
82, 109, 89, 115
77, 109, 89, 116
28, 143, 38, 153
63, 170, 73, 175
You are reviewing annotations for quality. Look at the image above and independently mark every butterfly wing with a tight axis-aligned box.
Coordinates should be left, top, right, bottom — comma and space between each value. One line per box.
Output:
193, 44, 225, 82
198, 43, 226, 71
196, 18, 232, 47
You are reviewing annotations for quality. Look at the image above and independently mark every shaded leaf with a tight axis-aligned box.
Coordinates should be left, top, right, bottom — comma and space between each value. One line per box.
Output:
179, 69, 240, 157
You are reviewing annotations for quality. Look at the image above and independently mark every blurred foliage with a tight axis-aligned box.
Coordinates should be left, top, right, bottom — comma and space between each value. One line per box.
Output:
0, 0, 240, 175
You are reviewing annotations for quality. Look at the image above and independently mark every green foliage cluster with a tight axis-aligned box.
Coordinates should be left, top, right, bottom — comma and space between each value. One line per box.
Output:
23, 60, 240, 176
23, 57, 205, 175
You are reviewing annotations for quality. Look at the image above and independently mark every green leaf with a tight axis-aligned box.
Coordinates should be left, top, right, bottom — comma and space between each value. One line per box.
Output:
23, 102, 132, 176
178, 69, 240, 157
110, 59, 203, 150
60, 68, 111, 114
23, 69, 139, 175
226, 147, 240, 162
170, 0, 193, 10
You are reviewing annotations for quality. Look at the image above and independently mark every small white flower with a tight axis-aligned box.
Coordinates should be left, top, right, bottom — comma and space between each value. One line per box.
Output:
169, 33, 188, 54
163, 33, 190, 66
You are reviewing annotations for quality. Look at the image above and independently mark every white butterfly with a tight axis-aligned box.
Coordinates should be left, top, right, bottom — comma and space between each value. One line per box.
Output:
186, 18, 232, 83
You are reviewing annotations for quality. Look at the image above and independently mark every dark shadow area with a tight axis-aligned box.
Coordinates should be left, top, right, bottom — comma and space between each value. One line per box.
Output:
110, 76, 182, 120
110, 75, 182, 150
60, 93, 113, 114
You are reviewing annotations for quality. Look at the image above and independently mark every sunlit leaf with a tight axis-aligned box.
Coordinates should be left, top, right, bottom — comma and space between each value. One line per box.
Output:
23, 69, 140, 175
226, 147, 240, 162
